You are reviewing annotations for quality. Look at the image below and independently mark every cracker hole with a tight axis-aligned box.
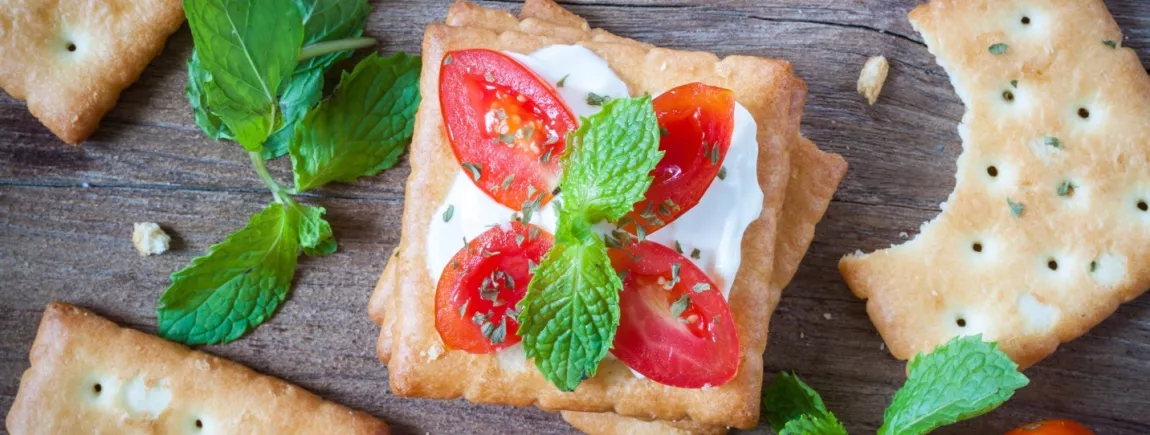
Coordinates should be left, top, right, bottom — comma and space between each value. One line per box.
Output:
93, 383, 102, 394
956, 317, 967, 327
1138, 200, 1148, 212
1002, 90, 1015, 102
1048, 259, 1059, 271
1078, 107, 1090, 119
196, 419, 203, 429
987, 166, 999, 177
1021, 16, 1031, 25
66, 42, 76, 52
972, 242, 983, 253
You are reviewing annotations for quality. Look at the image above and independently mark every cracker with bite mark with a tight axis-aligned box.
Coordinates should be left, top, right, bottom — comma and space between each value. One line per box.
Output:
368, 0, 846, 428
7, 303, 387, 434
0, 0, 185, 144
840, 0, 1150, 369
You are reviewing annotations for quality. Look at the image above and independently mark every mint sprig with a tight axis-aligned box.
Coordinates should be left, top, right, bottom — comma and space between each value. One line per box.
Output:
879, 335, 1029, 435
184, 0, 304, 151
763, 335, 1028, 435
157, 202, 302, 344
517, 96, 663, 391
290, 52, 421, 192
160, 0, 419, 345
762, 372, 845, 434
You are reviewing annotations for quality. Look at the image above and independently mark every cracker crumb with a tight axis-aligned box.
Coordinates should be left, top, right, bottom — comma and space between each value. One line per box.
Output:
132, 222, 170, 256
823, 313, 832, 320
880, 343, 886, 351
899, 231, 909, 239
857, 55, 889, 105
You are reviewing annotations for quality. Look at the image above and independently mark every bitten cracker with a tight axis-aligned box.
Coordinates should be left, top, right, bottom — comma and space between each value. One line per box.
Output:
369, 0, 827, 428
840, 0, 1150, 368
6, 303, 388, 434
0, 0, 185, 144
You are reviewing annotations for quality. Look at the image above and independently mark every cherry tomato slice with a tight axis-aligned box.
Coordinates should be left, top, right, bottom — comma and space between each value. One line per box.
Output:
439, 49, 576, 210
435, 222, 553, 353
608, 241, 739, 388
620, 83, 735, 234
1006, 420, 1095, 435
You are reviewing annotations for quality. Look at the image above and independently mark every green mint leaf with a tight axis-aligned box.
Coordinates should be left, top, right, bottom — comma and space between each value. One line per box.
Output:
763, 372, 839, 433
988, 43, 1008, 55
295, 0, 371, 73
184, 0, 304, 151
781, 414, 849, 435
516, 229, 621, 392
259, 0, 370, 160
290, 52, 421, 192
878, 335, 1029, 435
157, 202, 302, 345
186, 51, 234, 141
560, 95, 662, 222
289, 199, 337, 257
262, 67, 325, 160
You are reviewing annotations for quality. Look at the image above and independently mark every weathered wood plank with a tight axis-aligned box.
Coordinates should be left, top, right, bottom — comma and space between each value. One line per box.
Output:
1, 0, 1149, 434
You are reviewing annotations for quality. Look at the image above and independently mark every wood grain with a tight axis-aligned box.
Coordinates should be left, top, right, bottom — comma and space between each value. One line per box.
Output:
2, 1, 1149, 434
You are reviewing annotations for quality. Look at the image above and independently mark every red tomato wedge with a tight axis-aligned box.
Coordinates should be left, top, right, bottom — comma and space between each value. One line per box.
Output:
439, 49, 577, 210
435, 222, 554, 353
608, 241, 739, 388
620, 83, 735, 235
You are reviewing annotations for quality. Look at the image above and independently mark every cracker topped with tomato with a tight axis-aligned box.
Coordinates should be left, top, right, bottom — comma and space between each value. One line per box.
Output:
433, 47, 745, 389
369, 2, 846, 429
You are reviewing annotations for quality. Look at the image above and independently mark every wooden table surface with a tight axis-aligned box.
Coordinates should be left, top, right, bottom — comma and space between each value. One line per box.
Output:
3, 1, 1149, 434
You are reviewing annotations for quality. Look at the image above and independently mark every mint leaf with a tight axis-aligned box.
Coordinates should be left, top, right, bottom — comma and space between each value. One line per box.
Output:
186, 51, 234, 141
157, 202, 301, 345
288, 199, 337, 257
516, 229, 621, 392
262, 67, 325, 159
560, 96, 662, 222
763, 372, 840, 432
295, 0, 371, 74
781, 414, 848, 435
290, 52, 421, 192
263, 0, 370, 159
878, 335, 1029, 435
184, 0, 304, 151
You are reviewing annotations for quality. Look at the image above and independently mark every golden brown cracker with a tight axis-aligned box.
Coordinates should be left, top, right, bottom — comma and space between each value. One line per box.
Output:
381, 22, 799, 428
6, 303, 387, 434
0, 0, 185, 144
840, 0, 1150, 368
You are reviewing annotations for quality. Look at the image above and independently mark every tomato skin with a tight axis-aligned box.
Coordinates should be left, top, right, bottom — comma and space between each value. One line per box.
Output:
621, 83, 735, 234
435, 222, 553, 353
439, 49, 576, 210
1006, 420, 1094, 435
607, 241, 740, 388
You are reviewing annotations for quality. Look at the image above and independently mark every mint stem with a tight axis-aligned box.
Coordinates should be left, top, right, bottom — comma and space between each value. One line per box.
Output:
298, 37, 377, 61
249, 151, 286, 202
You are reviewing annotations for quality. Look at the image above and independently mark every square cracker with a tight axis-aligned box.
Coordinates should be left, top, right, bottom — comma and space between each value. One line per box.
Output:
0, 0, 185, 144
370, 1, 814, 429
7, 303, 387, 434
367, 1, 845, 432
840, 0, 1150, 369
